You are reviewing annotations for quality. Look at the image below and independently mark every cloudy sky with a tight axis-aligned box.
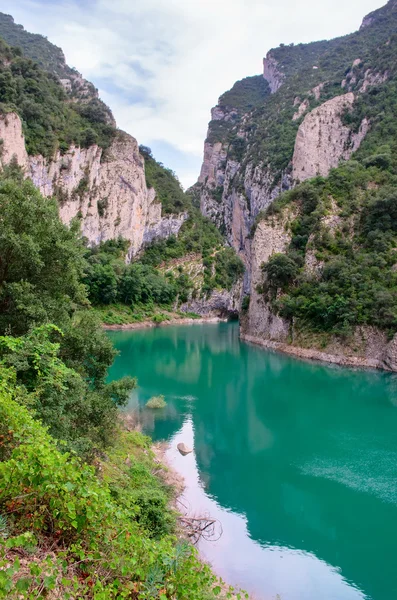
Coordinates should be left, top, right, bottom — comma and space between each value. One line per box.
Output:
0, 0, 386, 188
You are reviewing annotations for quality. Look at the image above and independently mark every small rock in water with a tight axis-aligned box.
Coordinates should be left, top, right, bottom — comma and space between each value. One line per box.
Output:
177, 442, 193, 456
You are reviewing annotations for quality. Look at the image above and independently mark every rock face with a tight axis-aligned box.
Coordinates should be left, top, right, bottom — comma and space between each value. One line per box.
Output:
181, 280, 242, 319
0, 112, 186, 259
240, 216, 291, 342
198, 141, 226, 185
263, 52, 285, 93
292, 94, 369, 182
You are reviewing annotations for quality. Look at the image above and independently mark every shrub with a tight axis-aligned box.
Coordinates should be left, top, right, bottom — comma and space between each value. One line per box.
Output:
146, 395, 167, 409
263, 253, 299, 291
0, 389, 227, 599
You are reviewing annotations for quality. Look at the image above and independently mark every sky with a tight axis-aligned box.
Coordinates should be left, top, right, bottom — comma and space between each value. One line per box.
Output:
0, 0, 386, 188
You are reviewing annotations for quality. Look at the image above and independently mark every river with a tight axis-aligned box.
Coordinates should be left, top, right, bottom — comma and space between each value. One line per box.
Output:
107, 322, 397, 600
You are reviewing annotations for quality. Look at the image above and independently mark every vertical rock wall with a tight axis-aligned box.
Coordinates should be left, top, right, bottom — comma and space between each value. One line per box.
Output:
0, 113, 186, 259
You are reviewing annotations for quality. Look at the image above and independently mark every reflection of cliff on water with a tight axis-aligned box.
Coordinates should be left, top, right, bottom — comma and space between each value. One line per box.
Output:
108, 323, 397, 600
192, 350, 397, 600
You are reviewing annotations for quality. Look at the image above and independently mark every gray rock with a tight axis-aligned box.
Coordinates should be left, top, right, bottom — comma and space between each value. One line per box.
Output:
177, 442, 193, 456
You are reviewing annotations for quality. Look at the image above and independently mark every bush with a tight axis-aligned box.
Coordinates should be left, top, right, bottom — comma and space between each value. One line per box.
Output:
0, 389, 226, 599
263, 253, 299, 291
146, 395, 167, 409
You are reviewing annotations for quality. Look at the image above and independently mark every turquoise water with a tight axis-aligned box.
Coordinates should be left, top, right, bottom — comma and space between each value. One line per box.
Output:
107, 322, 397, 600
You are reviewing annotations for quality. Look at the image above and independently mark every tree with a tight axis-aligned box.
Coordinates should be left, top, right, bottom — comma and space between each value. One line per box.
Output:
0, 177, 87, 335
0, 324, 136, 456
263, 253, 299, 291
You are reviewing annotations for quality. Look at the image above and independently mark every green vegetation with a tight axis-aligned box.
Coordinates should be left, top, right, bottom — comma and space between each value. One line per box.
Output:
146, 395, 167, 409
140, 211, 244, 297
259, 136, 397, 337
206, 76, 270, 145
140, 146, 189, 214
0, 384, 232, 598
0, 39, 115, 156
0, 12, 74, 78
0, 172, 134, 456
0, 164, 242, 599
85, 211, 244, 318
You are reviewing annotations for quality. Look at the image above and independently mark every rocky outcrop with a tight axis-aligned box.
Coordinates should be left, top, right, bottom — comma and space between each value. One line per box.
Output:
0, 112, 185, 259
359, 69, 388, 93
198, 141, 227, 185
263, 52, 285, 93
180, 280, 242, 319
243, 326, 397, 373
292, 94, 369, 182
177, 443, 193, 456
143, 213, 188, 246
360, 1, 397, 30
292, 99, 309, 121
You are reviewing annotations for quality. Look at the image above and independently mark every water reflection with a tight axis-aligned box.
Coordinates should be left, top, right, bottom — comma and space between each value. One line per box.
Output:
108, 324, 397, 600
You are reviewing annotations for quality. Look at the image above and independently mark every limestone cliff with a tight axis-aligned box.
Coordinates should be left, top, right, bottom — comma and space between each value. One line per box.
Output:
292, 93, 369, 182
196, 1, 396, 267
0, 112, 186, 259
262, 52, 284, 93
240, 200, 397, 373
196, 0, 397, 370
240, 216, 291, 342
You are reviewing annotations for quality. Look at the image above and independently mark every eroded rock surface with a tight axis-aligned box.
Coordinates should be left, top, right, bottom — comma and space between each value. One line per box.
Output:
292, 94, 369, 182
0, 113, 185, 259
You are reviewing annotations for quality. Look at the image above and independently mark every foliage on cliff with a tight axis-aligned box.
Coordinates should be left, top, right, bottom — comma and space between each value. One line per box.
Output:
0, 12, 74, 78
259, 116, 397, 337
139, 146, 189, 215
84, 213, 244, 311
0, 38, 115, 156
205, 75, 270, 146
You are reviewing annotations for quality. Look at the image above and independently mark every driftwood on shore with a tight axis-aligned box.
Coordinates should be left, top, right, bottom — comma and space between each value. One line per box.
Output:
177, 498, 223, 544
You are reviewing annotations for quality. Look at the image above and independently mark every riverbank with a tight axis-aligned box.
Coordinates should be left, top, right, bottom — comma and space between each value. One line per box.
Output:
241, 333, 387, 371
103, 316, 227, 330
151, 435, 250, 600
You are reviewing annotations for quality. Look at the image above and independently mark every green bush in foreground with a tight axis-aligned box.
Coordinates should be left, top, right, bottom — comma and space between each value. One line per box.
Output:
0, 378, 238, 599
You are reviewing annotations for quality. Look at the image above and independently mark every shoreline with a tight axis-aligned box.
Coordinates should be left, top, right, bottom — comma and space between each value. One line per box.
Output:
153, 439, 251, 599
103, 316, 228, 330
240, 333, 388, 372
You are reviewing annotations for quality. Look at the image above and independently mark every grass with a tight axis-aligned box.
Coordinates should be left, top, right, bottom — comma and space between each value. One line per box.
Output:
92, 303, 201, 326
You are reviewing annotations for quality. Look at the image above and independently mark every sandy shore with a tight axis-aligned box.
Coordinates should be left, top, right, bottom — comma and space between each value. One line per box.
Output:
103, 316, 227, 330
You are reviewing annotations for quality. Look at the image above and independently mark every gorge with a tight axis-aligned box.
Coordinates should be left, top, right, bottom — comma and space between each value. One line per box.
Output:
1, 3, 397, 599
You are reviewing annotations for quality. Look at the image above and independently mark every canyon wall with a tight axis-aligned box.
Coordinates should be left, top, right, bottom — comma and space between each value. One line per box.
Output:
0, 112, 185, 259
195, 0, 397, 369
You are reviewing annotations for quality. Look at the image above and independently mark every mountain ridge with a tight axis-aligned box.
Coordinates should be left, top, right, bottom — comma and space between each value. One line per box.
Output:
195, 0, 397, 370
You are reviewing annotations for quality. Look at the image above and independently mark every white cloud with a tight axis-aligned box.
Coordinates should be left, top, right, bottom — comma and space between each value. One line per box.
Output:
0, 0, 386, 187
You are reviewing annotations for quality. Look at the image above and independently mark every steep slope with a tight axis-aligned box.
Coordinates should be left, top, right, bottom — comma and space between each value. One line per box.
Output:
0, 31, 186, 259
0, 12, 114, 123
196, 0, 397, 258
196, 0, 397, 369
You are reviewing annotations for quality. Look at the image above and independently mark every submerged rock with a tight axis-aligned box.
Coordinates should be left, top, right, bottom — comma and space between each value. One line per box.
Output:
177, 442, 193, 456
